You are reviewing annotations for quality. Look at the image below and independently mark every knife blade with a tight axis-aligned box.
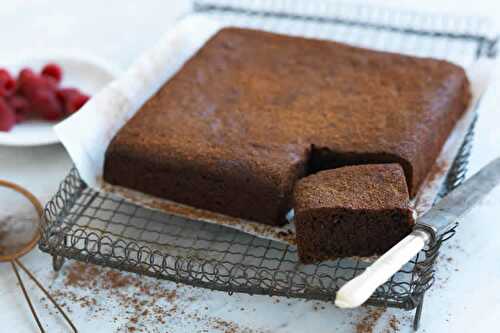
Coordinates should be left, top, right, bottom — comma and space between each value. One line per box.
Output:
335, 156, 500, 309
417, 156, 500, 237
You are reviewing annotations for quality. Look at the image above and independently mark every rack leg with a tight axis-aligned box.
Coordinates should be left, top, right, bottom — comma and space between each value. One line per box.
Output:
52, 255, 65, 271
413, 295, 425, 331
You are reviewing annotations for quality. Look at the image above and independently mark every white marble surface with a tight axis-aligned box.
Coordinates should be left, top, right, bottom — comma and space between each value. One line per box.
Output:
1, 1, 500, 332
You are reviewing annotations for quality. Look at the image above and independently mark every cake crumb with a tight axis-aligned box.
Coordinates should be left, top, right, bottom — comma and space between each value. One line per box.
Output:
356, 307, 386, 333
388, 315, 400, 332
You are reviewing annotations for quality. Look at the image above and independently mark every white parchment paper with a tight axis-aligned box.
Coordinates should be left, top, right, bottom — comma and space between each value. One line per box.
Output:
55, 14, 494, 245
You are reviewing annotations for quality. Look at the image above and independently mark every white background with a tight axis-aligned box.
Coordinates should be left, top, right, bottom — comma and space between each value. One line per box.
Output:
1, 1, 499, 332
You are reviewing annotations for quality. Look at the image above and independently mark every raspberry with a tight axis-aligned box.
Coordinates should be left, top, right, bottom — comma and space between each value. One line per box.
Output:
70, 93, 89, 112
0, 69, 16, 97
18, 68, 36, 85
18, 69, 40, 98
0, 97, 16, 131
57, 88, 90, 114
18, 69, 58, 100
31, 89, 64, 121
41, 63, 63, 83
8, 95, 31, 123
56, 88, 78, 103
8, 95, 30, 112
2, 64, 87, 129
15, 111, 26, 123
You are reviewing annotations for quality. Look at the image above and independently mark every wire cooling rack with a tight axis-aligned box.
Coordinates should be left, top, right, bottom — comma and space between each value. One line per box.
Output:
40, 1, 498, 330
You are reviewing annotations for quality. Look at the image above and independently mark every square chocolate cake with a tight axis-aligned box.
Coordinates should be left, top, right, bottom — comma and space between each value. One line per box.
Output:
104, 27, 469, 226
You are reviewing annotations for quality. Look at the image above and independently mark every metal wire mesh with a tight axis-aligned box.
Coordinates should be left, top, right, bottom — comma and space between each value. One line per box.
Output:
39, 0, 496, 324
40, 120, 475, 309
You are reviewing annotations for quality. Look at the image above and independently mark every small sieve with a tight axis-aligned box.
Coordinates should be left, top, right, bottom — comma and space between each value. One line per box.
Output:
0, 179, 77, 333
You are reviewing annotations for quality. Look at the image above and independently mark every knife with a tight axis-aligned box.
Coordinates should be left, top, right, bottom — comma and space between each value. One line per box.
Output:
335, 156, 500, 309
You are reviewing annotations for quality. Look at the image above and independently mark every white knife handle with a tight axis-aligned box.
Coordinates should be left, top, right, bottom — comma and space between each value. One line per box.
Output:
335, 230, 429, 308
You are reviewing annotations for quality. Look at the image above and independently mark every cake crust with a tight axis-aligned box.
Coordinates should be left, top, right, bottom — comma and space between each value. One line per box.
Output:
104, 27, 469, 225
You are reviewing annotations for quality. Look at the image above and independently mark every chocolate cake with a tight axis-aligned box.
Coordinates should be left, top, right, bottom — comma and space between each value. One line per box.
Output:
293, 164, 415, 263
105, 141, 310, 225
104, 27, 470, 226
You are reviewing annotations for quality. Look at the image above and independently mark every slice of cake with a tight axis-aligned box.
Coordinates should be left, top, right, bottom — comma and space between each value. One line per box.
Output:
104, 27, 469, 226
293, 164, 415, 263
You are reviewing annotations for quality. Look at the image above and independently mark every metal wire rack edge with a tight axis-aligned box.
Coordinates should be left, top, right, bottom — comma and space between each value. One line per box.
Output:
38, 116, 476, 310
193, 0, 499, 58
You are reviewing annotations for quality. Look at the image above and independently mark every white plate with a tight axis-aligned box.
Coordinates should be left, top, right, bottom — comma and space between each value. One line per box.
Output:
0, 53, 120, 146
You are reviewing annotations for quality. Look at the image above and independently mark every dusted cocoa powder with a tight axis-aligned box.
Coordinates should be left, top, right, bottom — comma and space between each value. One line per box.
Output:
356, 308, 386, 333
48, 261, 267, 333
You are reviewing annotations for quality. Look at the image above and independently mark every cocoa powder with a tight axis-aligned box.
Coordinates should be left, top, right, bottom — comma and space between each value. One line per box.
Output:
0, 227, 6, 256
388, 315, 400, 332
48, 261, 267, 333
356, 307, 386, 333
